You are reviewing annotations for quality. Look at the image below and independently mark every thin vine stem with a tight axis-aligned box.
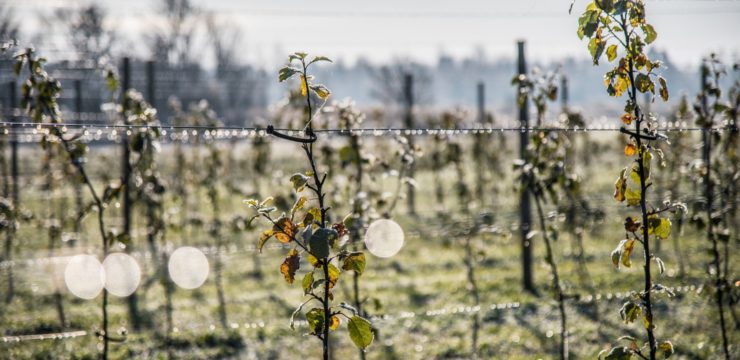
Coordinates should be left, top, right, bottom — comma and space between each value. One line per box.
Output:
620, 12, 657, 359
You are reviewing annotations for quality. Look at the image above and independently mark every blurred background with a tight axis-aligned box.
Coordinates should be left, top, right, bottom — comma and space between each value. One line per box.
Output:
0, 1, 738, 359
2, 0, 739, 125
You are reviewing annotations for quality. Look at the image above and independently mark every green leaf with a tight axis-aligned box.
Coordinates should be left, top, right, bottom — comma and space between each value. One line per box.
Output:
279, 67, 301, 82
305, 308, 325, 335
611, 244, 622, 268
642, 24, 657, 44
577, 9, 600, 39
302, 271, 314, 295
596, 0, 614, 13
642, 150, 653, 180
658, 340, 674, 358
290, 173, 309, 192
588, 37, 606, 65
102, 183, 123, 204
308, 56, 333, 66
606, 44, 618, 62
347, 316, 374, 350
635, 73, 653, 93
342, 252, 366, 275
619, 301, 641, 324
603, 346, 633, 360
658, 76, 669, 101
339, 145, 359, 164
309, 228, 337, 259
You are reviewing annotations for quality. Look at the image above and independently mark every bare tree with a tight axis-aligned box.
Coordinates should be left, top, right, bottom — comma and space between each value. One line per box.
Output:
150, 0, 199, 66
206, 14, 241, 80
51, 4, 115, 64
206, 14, 266, 125
0, 4, 19, 43
369, 59, 433, 107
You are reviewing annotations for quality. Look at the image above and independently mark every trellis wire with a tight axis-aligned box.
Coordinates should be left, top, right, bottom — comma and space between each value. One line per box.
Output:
0, 281, 705, 344
0, 122, 733, 145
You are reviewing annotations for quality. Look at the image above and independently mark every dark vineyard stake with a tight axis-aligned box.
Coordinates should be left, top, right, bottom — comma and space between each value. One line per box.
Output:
120, 57, 141, 331
475, 82, 486, 205
517, 40, 534, 293
561, 76, 569, 112
73, 80, 84, 246
403, 73, 416, 216
146, 61, 156, 108
5, 81, 18, 304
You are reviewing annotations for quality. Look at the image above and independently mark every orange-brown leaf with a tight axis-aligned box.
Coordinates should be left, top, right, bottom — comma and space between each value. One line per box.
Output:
280, 249, 300, 284
258, 229, 274, 252
273, 217, 296, 243
621, 113, 633, 125
624, 143, 637, 156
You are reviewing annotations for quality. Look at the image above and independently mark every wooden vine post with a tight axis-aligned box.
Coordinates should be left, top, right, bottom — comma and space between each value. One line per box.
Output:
517, 40, 534, 293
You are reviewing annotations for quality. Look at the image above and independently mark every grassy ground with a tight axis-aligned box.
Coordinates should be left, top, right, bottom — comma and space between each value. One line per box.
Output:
0, 131, 737, 359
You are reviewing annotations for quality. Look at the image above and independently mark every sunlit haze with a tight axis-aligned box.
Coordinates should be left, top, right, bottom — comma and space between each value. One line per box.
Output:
10, 0, 740, 69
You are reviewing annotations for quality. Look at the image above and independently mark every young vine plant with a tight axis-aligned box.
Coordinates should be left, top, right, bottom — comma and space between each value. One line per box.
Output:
576, 1, 683, 359
512, 68, 571, 360
9, 46, 126, 359
686, 55, 735, 360
246, 52, 374, 359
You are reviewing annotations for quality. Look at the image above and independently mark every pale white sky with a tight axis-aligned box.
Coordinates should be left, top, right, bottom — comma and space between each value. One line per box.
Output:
9, 0, 740, 69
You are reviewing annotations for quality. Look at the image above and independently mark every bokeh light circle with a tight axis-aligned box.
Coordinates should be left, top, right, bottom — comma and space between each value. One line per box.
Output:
168, 246, 209, 289
364, 219, 405, 258
102, 253, 141, 297
64, 254, 105, 299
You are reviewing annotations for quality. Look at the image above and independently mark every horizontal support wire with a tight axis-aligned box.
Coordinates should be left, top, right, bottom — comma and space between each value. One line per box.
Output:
0, 281, 705, 343
0, 121, 728, 132
1, 121, 734, 145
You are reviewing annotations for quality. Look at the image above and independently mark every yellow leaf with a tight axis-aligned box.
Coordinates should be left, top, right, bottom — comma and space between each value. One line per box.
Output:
655, 218, 672, 239
647, 215, 672, 240
659, 341, 674, 358
621, 239, 635, 268
625, 187, 641, 206
307, 253, 320, 267
614, 168, 627, 202
615, 75, 629, 97
307, 208, 322, 224
329, 315, 340, 330
327, 263, 340, 289
311, 84, 331, 100
291, 196, 307, 217
300, 75, 307, 96
606, 44, 618, 62
260, 197, 274, 207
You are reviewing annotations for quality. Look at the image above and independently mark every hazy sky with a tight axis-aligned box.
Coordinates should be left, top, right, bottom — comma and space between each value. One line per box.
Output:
9, 0, 740, 69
